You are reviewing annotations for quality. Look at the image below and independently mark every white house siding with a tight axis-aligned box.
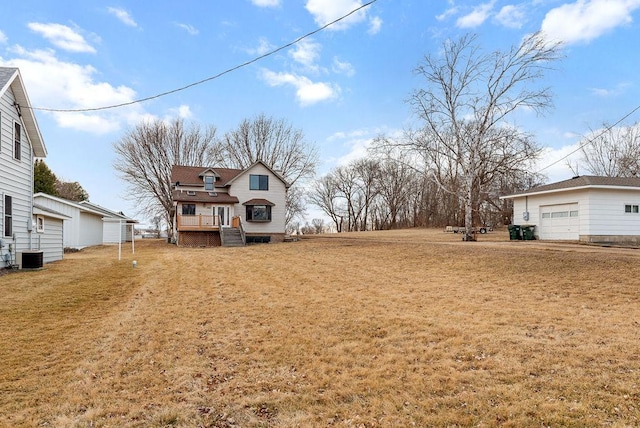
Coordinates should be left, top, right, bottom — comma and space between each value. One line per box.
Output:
79, 213, 104, 247
584, 188, 640, 237
512, 190, 587, 240
33, 196, 82, 248
230, 163, 287, 236
33, 216, 64, 263
0, 85, 34, 254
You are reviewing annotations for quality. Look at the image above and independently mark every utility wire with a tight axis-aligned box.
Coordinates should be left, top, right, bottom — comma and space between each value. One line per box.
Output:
536, 103, 640, 173
29, 0, 377, 113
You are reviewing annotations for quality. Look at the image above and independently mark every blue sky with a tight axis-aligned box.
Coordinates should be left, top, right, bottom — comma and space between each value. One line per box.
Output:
1, 0, 640, 225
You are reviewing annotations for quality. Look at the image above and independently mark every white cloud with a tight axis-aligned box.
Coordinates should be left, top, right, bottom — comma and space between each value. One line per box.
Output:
456, 1, 496, 28
176, 23, 199, 35
368, 16, 383, 34
332, 57, 355, 77
289, 39, 321, 68
251, 0, 281, 6
260, 69, 339, 106
536, 143, 583, 183
589, 81, 632, 97
0, 30, 7, 44
436, 6, 459, 21
107, 7, 138, 27
1, 46, 141, 134
305, 0, 368, 30
541, 0, 640, 45
243, 37, 275, 56
27, 23, 96, 53
166, 104, 193, 120
495, 4, 526, 29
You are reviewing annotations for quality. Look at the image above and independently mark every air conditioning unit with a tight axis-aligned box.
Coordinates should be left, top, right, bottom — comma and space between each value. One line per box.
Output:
17, 250, 44, 269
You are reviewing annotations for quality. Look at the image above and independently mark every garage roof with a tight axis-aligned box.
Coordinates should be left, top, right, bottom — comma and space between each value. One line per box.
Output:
501, 176, 640, 199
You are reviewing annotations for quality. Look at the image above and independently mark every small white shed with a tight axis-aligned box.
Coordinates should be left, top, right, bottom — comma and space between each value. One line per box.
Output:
501, 176, 640, 244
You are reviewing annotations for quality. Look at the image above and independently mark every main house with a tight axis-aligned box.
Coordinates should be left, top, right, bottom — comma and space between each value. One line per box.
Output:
171, 161, 289, 247
0, 67, 57, 267
501, 175, 640, 244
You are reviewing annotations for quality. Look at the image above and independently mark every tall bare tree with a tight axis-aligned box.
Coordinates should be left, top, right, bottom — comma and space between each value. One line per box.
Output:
408, 32, 561, 240
113, 118, 217, 238
210, 114, 318, 227
578, 122, 640, 177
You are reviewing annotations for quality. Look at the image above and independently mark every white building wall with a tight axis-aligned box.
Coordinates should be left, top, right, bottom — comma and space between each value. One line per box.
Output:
230, 163, 287, 235
512, 190, 588, 238
79, 213, 103, 247
0, 86, 35, 256
33, 196, 81, 247
32, 216, 64, 263
512, 187, 640, 240
584, 188, 640, 236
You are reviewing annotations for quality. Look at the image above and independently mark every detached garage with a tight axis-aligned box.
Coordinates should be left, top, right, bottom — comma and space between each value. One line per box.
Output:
501, 176, 640, 245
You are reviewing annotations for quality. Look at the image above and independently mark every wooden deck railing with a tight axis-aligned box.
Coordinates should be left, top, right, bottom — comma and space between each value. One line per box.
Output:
176, 214, 220, 231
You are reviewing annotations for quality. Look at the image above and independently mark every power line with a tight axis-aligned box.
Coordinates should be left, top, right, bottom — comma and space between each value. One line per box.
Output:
536, 103, 640, 173
29, 0, 377, 113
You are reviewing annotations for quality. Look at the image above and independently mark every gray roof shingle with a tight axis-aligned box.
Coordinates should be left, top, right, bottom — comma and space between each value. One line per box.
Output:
504, 175, 640, 198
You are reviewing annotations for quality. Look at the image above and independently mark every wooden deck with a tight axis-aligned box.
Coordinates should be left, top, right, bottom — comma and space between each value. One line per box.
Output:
176, 214, 220, 231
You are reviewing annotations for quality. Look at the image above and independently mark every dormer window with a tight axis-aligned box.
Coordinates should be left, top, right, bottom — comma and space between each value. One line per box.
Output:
204, 176, 215, 191
186, 190, 196, 196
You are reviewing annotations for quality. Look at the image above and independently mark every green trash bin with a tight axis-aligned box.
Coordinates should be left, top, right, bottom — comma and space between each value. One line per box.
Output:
508, 225, 522, 240
522, 225, 535, 240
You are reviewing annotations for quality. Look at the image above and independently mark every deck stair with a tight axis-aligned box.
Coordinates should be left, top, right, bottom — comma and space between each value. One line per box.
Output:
221, 227, 245, 247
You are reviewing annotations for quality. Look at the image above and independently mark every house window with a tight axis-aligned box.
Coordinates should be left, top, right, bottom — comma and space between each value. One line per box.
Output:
624, 204, 639, 213
182, 204, 196, 215
250, 174, 269, 190
551, 211, 569, 218
204, 176, 215, 191
541, 213, 551, 219
569, 210, 579, 217
4, 195, 12, 237
14, 122, 21, 161
246, 205, 271, 222
36, 216, 45, 233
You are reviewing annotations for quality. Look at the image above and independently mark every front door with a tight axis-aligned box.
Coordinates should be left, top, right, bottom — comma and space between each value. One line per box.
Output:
214, 206, 230, 227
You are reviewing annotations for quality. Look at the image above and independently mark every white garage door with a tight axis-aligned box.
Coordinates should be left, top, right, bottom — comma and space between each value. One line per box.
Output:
539, 203, 579, 240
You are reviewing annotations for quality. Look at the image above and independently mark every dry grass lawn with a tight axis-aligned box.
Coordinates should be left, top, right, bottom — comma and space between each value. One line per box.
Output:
1, 229, 639, 427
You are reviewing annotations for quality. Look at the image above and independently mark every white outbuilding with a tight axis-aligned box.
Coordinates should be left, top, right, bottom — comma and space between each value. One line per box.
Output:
500, 176, 640, 245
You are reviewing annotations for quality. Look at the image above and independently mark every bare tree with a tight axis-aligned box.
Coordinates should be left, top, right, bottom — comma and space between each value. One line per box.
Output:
579, 122, 640, 177
408, 32, 561, 240
113, 118, 217, 238
210, 114, 318, 227
308, 175, 345, 232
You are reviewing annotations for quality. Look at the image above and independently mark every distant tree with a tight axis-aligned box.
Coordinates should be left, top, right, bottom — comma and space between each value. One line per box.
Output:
113, 118, 217, 238
55, 181, 89, 201
406, 32, 561, 240
210, 114, 318, 227
311, 218, 325, 234
308, 175, 344, 232
33, 160, 58, 195
578, 122, 640, 177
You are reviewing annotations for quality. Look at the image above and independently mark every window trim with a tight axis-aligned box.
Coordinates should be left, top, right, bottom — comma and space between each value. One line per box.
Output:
181, 203, 196, 216
624, 204, 639, 214
4, 195, 12, 237
36, 215, 45, 233
249, 174, 269, 191
246, 204, 272, 222
13, 121, 21, 161
204, 176, 215, 191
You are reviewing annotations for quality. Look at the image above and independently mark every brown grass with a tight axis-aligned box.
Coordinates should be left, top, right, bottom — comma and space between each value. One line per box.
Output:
1, 229, 639, 427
